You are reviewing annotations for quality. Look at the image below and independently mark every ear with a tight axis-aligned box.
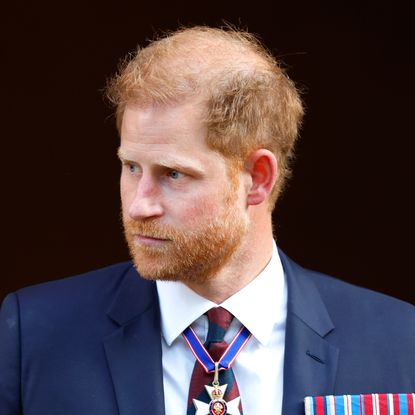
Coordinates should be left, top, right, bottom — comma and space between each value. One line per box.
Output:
245, 149, 278, 206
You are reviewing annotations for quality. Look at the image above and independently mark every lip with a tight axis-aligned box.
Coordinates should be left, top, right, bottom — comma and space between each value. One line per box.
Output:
133, 234, 170, 247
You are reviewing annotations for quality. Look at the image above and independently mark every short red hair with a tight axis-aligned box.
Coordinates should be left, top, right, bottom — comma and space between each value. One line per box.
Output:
106, 26, 304, 208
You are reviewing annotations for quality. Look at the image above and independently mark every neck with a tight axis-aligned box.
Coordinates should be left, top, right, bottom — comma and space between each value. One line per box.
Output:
185, 214, 274, 304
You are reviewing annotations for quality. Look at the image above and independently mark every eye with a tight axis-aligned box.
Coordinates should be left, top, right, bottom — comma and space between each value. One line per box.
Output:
127, 163, 140, 175
167, 170, 184, 179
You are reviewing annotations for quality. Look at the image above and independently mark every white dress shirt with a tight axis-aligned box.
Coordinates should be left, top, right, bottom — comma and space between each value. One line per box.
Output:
156, 242, 287, 415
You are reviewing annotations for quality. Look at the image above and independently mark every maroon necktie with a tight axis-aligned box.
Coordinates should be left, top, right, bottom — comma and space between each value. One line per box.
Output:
186, 307, 243, 414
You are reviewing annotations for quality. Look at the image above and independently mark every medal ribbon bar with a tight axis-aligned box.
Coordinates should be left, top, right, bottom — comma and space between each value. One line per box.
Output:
304, 393, 415, 415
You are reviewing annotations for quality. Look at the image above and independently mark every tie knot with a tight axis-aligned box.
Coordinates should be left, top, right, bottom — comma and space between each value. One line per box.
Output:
205, 307, 233, 345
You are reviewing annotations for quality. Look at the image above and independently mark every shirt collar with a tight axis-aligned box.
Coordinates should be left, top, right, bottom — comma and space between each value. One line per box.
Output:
156, 242, 286, 347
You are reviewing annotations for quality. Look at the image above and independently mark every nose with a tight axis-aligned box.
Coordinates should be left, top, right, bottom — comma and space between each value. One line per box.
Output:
126, 176, 164, 220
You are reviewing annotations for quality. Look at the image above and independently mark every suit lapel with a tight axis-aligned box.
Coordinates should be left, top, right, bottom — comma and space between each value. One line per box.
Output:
280, 251, 339, 414
103, 266, 165, 415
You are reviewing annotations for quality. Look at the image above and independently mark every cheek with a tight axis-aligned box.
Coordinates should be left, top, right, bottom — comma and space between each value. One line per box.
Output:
120, 180, 134, 211
119, 184, 128, 206
178, 194, 222, 223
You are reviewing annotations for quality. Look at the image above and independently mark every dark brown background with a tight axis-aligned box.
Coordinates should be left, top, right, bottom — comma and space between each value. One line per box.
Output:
3, 0, 414, 304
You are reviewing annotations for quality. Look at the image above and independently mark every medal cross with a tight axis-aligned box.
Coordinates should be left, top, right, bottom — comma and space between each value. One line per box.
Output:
193, 384, 241, 415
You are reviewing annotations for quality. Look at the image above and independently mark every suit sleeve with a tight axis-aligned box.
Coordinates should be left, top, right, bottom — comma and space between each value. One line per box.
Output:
0, 293, 22, 414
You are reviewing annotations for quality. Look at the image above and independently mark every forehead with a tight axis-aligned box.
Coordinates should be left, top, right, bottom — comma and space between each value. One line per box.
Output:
121, 101, 206, 145
119, 101, 227, 170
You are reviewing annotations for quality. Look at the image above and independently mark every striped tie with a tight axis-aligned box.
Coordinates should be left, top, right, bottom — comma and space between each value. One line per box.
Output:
187, 307, 243, 414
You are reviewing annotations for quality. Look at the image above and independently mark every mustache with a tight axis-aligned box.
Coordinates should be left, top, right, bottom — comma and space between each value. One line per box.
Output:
123, 219, 180, 240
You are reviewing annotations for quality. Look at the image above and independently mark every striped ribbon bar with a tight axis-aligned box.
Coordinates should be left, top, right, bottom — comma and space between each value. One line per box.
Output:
304, 393, 415, 415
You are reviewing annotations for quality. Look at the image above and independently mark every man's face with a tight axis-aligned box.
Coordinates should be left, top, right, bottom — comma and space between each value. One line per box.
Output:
119, 101, 249, 284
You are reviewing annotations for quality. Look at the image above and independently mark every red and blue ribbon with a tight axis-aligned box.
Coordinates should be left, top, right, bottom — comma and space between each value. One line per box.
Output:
182, 325, 252, 373
304, 393, 415, 415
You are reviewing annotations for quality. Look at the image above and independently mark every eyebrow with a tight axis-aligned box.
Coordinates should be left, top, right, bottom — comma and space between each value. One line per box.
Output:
117, 148, 130, 162
117, 148, 205, 176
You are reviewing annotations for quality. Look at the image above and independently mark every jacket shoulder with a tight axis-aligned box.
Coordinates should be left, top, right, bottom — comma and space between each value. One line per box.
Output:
303, 267, 415, 390
3, 262, 146, 331
308, 269, 415, 323
302, 266, 415, 349
280, 250, 415, 338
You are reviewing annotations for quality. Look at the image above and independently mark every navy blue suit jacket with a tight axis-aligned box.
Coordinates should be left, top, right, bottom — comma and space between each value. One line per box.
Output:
1, 251, 414, 414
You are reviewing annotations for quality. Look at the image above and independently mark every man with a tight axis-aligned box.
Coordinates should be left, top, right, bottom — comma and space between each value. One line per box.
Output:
1, 26, 414, 415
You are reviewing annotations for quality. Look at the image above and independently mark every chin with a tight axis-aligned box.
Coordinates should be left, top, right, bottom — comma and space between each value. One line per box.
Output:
131, 253, 220, 284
